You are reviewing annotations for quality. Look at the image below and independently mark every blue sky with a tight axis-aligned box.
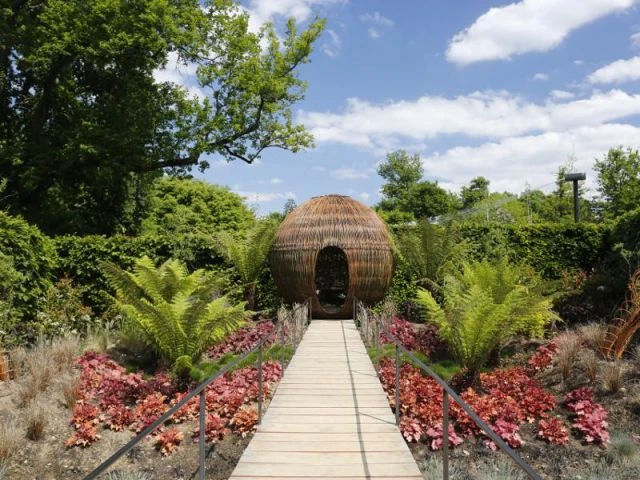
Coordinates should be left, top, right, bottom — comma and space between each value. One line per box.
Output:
159, 0, 640, 215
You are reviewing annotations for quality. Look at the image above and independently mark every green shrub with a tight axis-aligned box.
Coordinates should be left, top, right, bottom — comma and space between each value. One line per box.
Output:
103, 256, 247, 376
0, 253, 22, 345
454, 222, 610, 278
381, 254, 420, 320
141, 177, 255, 237
34, 278, 96, 339
0, 212, 56, 343
416, 259, 556, 380
609, 208, 640, 276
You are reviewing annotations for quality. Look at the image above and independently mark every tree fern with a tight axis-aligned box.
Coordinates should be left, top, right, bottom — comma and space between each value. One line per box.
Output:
416, 259, 555, 379
214, 219, 279, 310
396, 220, 469, 290
102, 257, 247, 376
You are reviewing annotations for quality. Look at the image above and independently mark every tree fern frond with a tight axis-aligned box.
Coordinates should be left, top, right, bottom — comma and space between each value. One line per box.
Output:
416, 259, 554, 376
101, 257, 246, 376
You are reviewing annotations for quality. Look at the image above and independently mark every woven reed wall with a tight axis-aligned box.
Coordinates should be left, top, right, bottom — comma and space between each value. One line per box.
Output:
270, 195, 395, 318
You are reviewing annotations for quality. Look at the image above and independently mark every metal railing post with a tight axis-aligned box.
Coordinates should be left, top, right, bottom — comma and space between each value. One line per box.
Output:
257, 345, 263, 425
395, 343, 400, 426
280, 322, 285, 370
199, 390, 206, 480
443, 390, 449, 480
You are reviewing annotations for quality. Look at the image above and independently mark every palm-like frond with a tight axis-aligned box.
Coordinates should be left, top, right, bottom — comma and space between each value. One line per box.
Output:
215, 219, 278, 285
396, 220, 468, 287
102, 257, 247, 376
416, 259, 554, 375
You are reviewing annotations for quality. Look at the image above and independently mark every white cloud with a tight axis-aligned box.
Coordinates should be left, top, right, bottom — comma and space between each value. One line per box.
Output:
359, 192, 371, 201
246, 0, 344, 26
587, 56, 640, 84
631, 32, 640, 46
299, 89, 640, 151
533, 72, 549, 81
153, 51, 205, 99
446, 0, 635, 65
550, 89, 575, 100
421, 123, 640, 194
332, 168, 370, 180
271, 177, 284, 184
360, 11, 393, 39
321, 29, 341, 57
235, 190, 296, 203
359, 11, 394, 26
574, 59, 585, 65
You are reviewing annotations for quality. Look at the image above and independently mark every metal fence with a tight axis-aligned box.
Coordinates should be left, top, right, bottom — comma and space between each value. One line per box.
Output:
353, 298, 541, 480
83, 299, 312, 480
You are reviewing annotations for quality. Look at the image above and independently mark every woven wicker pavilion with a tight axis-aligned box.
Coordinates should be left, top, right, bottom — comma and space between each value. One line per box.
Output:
270, 195, 395, 319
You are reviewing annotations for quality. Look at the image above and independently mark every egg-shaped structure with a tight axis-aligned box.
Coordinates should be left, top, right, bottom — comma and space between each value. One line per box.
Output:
270, 195, 395, 319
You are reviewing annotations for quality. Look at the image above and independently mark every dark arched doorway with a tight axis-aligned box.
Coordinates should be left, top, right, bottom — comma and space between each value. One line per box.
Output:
315, 246, 349, 315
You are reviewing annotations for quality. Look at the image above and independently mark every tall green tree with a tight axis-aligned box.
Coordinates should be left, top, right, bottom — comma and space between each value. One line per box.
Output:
376, 150, 456, 223
377, 150, 423, 202
461, 176, 490, 209
595, 147, 640, 218
0, 0, 324, 234
214, 219, 279, 311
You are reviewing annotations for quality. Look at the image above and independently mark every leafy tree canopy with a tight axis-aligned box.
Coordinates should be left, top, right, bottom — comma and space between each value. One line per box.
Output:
0, 0, 324, 234
460, 176, 490, 209
141, 176, 255, 236
376, 150, 457, 223
595, 147, 640, 219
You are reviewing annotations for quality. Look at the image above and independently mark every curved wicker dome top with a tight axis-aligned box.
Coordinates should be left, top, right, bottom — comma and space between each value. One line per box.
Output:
270, 195, 395, 318
272, 195, 391, 252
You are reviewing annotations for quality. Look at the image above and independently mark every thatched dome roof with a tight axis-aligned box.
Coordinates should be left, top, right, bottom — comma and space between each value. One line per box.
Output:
270, 195, 395, 318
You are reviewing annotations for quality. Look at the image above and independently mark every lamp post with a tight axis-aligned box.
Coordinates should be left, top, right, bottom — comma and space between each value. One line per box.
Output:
564, 172, 586, 222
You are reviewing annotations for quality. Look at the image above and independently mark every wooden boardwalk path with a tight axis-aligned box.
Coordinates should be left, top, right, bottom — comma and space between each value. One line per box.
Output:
230, 320, 422, 480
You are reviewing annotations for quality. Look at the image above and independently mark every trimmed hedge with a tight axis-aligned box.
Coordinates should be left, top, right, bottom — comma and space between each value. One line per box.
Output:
54, 233, 229, 313
54, 233, 280, 315
453, 223, 611, 278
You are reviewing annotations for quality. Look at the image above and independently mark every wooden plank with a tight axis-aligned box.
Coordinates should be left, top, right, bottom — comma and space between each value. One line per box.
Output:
230, 320, 421, 479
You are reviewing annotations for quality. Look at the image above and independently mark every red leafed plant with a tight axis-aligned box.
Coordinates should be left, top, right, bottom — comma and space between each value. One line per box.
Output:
379, 317, 445, 357
155, 427, 184, 456
170, 393, 200, 424
527, 341, 558, 373
70, 403, 100, 429
425, 423, 464, 450
400, 416, 424, 443
104, 404, 136, 432
381, 317, 418, 350
485, 419, 523, 450
65, 422, 101, 448
208, 322, 276, 358
133, 393, 168, 433
231, 406, 259, 437
564, 388, 609, 445
537, 417, 569, 445
193, 413, 228, 443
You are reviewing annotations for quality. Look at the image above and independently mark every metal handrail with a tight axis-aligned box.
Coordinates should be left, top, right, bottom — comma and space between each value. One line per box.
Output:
83, 298, 312, 480
353, 298, 541, 480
